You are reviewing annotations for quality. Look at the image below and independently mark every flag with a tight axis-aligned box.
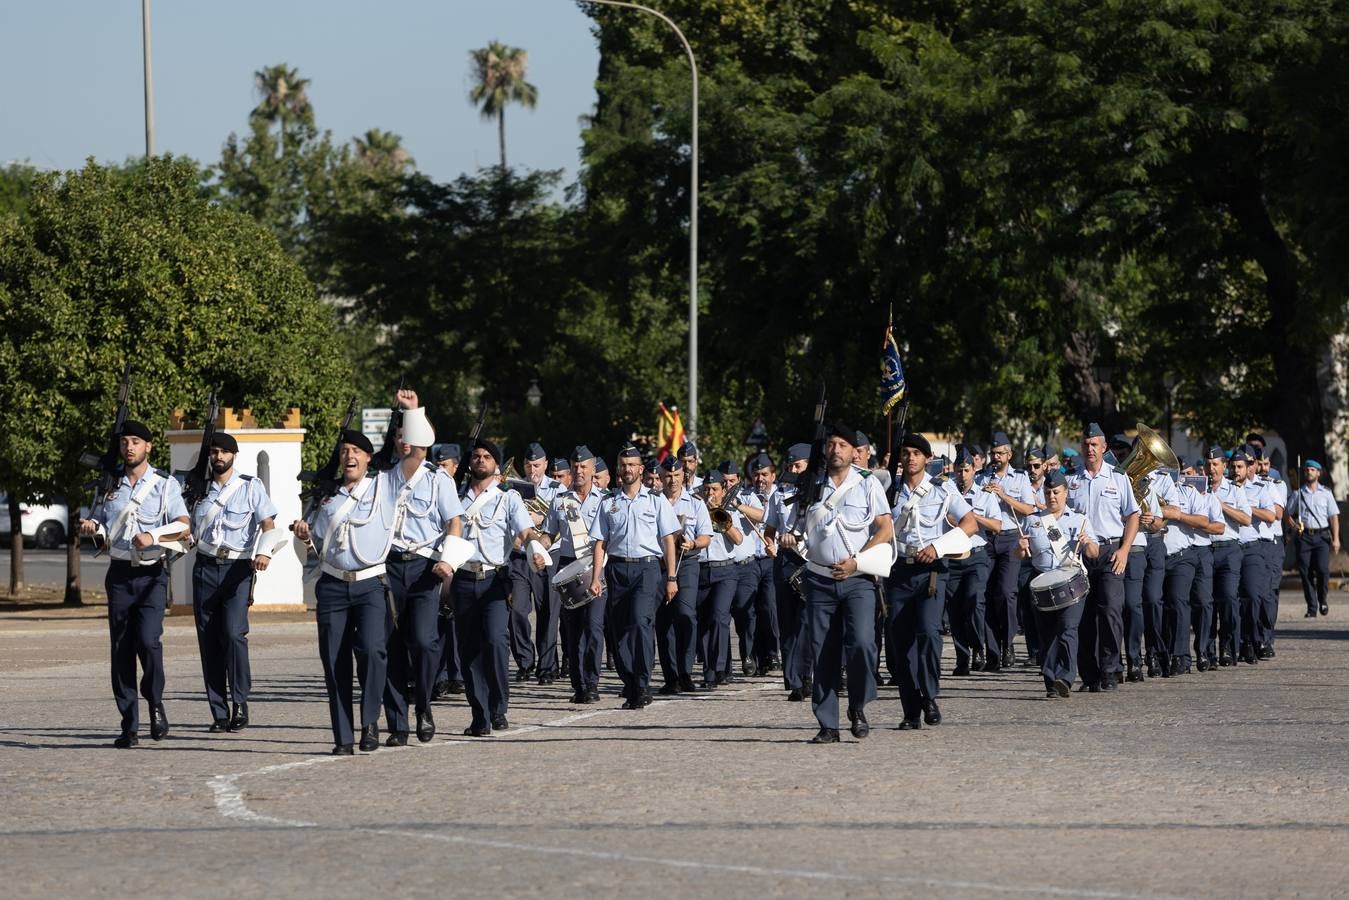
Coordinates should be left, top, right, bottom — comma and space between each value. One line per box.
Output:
657, 403, 685, 461
880, 322, 906, 414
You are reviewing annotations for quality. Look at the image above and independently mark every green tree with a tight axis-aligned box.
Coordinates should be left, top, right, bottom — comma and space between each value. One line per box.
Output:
468, 42, 539, 170
353, 128, 414, 176
252, 64, 315, 149
0, 156, 354, 603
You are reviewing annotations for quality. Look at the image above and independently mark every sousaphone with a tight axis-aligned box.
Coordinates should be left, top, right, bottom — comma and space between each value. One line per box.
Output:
1118, 423, 1181, 508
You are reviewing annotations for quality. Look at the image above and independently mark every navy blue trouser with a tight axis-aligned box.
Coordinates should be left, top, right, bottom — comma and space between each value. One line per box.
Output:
507, 554, 542, 673
946, 546, 990, 669
452, 569, 511, 730
1079, 541, 1126, 686
107, 561, 167, 733
983, 533, 1021, 659
1122, 546, 1147, 666
804, 570, 877, 731
315, 573, 388, 746
1211, 541, 1242, 660
383, 556, 441, 733
774, 554, 811, 690
656, 558, 700, 684
749, 556, 779, 668
1016, 558, 1039, 660
436, 614, 462, 684
1238, 542, 1269, 652
1297, 531, 1331, 613
1162, 548, 1197, 665
558, 557, 606, 694
1262, 539, 1282, 646
1034, 586, 1084, 690
1140, 535, 1167, 663
191, 556, 253, 721
887, 561, 948, 720
698, 563, 738, 685
729, 560, 758, 671
1189, 545, 1214, 665
605, 558, 661, 699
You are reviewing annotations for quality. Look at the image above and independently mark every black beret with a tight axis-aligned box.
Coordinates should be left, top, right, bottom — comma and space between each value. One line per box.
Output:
210, 432, 239, 453
473, 437, 502, 466
827, 422, 857, 445
119, 420, 153, 442
341, 429, 374, 454
678, 441, 699, 458
1043, 468, 1068, 489
901, 432, 932, 456
525, 442, 547, 461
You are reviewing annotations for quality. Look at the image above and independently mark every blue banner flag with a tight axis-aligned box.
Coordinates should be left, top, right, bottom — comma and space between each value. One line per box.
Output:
880, 324, 906, 414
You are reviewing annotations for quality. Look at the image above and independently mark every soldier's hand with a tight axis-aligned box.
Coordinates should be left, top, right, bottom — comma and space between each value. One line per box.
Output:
396, 388, 419, 409
532, 552, 548, 571
1110, 546, 1129, 576
832, 557, 858, 579
432, 562, 453, 580
1084, 540, 1100, 560
1334, 539, 1342, 555
778, 533, 798, 550
253, 554, 271, 572
589, 577, 603, 598
131, 532, 154, 550
78, 518, 97, 536
665, 580, 678, 603
291, 520, 310, 542
915, 545, 938, 565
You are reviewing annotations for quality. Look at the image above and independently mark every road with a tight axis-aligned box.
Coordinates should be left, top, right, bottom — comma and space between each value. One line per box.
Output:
0, 547, 107, 592
1, 592, 1346, 897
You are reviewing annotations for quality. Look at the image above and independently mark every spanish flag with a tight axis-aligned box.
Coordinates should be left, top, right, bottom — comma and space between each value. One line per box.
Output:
657, 403, 685, 461
880, 321, 906, 414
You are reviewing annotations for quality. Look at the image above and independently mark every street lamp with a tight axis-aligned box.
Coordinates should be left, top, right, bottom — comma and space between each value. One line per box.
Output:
525, 379, 543, 409
141, 0, 155, 156
585, 0, 699, 438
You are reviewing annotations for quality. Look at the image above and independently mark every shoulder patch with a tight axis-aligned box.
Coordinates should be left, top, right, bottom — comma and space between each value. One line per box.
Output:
240, 473, 254, 481
154, 468, 171, 478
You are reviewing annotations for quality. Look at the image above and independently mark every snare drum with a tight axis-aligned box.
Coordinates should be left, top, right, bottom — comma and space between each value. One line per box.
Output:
1029, 565, 1089, 613
555, 556, 602, 610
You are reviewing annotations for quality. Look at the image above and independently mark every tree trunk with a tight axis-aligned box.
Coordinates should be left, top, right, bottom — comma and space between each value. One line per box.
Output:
7, 494, 23, 594
64, 506, 82, 606
1227, 175, 1328, 467
498, 108, 507, 170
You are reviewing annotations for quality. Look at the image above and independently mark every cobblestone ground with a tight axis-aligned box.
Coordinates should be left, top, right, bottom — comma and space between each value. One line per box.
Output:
2, 595, 1346, 899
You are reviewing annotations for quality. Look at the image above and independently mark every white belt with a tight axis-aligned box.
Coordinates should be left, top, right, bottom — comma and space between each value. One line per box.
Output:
196, 541, 248, 560
320, 562, 387, 583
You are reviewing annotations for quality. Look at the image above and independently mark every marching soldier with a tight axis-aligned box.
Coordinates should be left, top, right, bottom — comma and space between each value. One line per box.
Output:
594, 456, 612, 490
699, 469, 751, 686
976, 431, 1036, 670
1132, 446, 1180, 681
188, 431, 280, 733
948, 445, 1000, 676
432, 443, 460, 479
291, 430, 397, 754
542, 446, 607, 704
1180, 459, 1223, 672
1233, 447, 1277, 665
718, 459, 760, 677
778, 424, 893, 743
380, 392, 464, 746
552, 457, 573, 491
1285, 460, 1340, 617
1066, 423, 1141, 693
588, 445, 681, 709
1018, 468, 1097, 697
78, 420, 190, 748
431, 443, 464, 701
508, 442, 560, 684
678, 441, 703, 490
742, 452, 780, 675
453, 438, 546, 735
763, 443, 813, 700
655, 456, 712, 694
1204, 445, 1249, 668
889, 432, 977, 729
1016, 446, 1050, 667
1252, 446, 1286, 657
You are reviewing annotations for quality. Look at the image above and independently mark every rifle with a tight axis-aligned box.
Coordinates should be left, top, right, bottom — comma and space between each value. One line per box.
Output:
78, 362, 133, 552
176, 390, 220, 511
370, 377, 405, 472
785, 383, 828, 517
297, 397, 359, 515
885, 400, 912, 506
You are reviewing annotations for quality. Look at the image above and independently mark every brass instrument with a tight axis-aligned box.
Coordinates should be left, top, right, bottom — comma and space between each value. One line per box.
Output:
1119, 423, 1181, 509
500, 457, 552, 518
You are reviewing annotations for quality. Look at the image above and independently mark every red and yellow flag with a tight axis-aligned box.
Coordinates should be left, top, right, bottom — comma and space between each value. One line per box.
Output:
657, 403, 685, 461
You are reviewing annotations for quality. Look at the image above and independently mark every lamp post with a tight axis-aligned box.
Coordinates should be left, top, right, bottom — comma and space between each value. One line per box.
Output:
141, 0, 155, 157
585, 0, 698, 438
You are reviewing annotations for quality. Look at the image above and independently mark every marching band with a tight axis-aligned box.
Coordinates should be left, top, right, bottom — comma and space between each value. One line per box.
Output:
82, 391, 1341, 751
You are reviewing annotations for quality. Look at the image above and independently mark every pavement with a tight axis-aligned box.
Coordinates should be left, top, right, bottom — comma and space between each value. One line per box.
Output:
1, 591, 1347, 899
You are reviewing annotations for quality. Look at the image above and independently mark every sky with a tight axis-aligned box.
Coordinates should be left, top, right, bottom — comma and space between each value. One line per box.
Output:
1, 0, 603, 187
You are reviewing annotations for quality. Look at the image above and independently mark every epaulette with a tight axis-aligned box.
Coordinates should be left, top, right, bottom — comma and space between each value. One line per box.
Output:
240, 473, 254, 481
859, 469, 871, 478
932, 474, 949, 487
154, 468, 171, 478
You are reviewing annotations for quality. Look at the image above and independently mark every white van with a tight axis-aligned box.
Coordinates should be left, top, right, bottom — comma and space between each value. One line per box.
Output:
0, 495, 71, 549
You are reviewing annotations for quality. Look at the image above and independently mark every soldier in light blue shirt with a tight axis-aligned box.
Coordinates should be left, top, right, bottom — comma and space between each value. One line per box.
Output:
508, 442, 561, 685
654, 456, 712, 694
947, 445, 1001, 676
378, 393, 464, 746
678, 441, 703, 491
78, 420, 190, 748
452, 438, 542, 736
1127, 446, 1180, 682
762, 443, 813, 699
188, 431, 279, 735
1286, 459, 1340, 617
589, 445, 681, 708
694, 469, 746, 689
291, 429, 397, 753
1065, 423, 1141, 691
1248, 440, 1286, 656
1204, 445, 1251, 666
777, 424, 893, 742
887, 432, 977, 730
1015, 446, 1051, 666
740, 452, 781, 677
976, 431, 1037, 671
1233, 447, 1276, 664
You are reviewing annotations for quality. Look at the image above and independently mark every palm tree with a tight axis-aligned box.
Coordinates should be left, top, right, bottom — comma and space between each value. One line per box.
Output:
468, 42, 538, 170
251, 64, 314, 146
353, 128, 414, 175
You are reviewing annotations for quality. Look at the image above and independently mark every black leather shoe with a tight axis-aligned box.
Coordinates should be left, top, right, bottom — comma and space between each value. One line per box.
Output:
923, 699, 942, 725
537, 674, 555, 685
621, 697, 639, 710
677, 676, 700, 693
971, 650, 985, 669
113, 731, 138, 749
1126, 668, 1145, 683
1196, 658, 1211, 672
657, 682, 679, 696
1265, 645, 1276, 658
715, 671, 731, 686
982, 655, 1002, 673
1052, 679, 1071, 698
787, 688, 805, 702
1169, 658, 1183, 677
359, 724, 380, 751
570, 692, 587, 704
1046, 689, 1059, 698
416, 709, 435, 743
209, 718, 229, 733
463, 725, 492, 737
639, 691, 653, 708
1320, 603, 1330, 615
896, 718, 922, 731
228, 703, 249, 732
952, 664, 971, 677
1002, 649, 1016, 669
1146, 657, 1160, 678
800, 678, 813, 696
1022, 654, 1040, 668
331, 744, 354, 755
742, 660, 759, 677
1100, 678, 1118, 692
385, 731, 408, 747
1219, 656, 1233, 667
491, 715, 509, 730
1087, 682, 1101, 693
848, 709, 870, 739
432, 678, 451, 700
1257, 645, 1273, 660
585, 688, 600, 703
447, 680, 465, 695
1305, 610, 1317, 618
808, 728, 840, 744
149, 703, 169, 741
